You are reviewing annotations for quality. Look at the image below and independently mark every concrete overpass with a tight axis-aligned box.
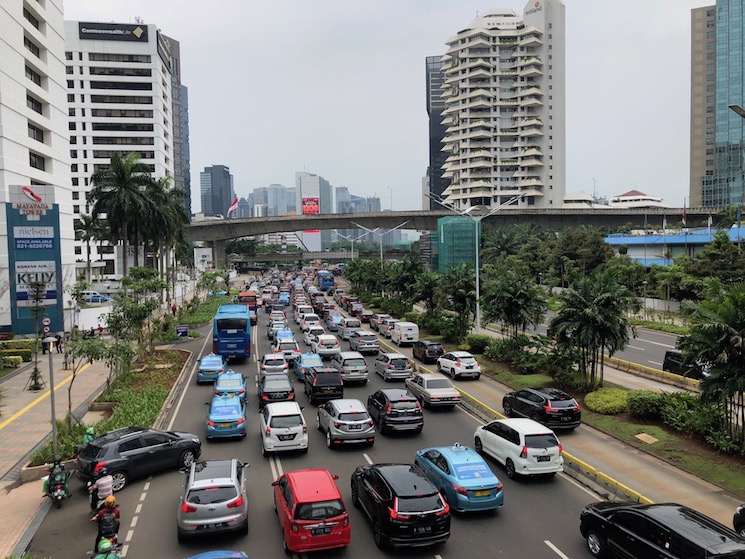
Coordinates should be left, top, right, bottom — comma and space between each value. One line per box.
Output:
227, 250, 409, 266
186, 207, 711, 263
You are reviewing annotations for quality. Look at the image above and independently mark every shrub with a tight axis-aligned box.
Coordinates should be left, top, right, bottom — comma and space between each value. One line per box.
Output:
0, 339, 34, 350
369, 296, 383, 309
1, 355, 23, 368
0, 349, 32, 362
403, 311, 423, 325
658, 392, 721, 438
179, 296, 230, 325
627, 390, 663, 419
464, 334, 492, 354
512, 349, 553, 374
30, 419, 89, 466
584, 388, 628, 415
483, 339, 514, 362
379, 297, 411, 318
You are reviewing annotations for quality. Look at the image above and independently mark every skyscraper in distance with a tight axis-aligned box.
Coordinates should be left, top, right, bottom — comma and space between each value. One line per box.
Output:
440, 0, 566, 210
425, 55, 448, 209
200, 165, 233, 217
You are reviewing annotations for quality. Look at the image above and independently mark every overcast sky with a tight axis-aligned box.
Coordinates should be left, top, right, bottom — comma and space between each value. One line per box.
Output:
63, 0, 712, 211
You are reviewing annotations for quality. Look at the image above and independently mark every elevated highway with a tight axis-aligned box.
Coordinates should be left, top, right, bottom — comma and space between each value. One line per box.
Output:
227, 249, 408, 266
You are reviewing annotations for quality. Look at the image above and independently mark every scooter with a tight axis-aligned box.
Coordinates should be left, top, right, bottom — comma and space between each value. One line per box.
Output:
49, 481, 67, 509
86, 541, 123, 558
87, 480, 98, 511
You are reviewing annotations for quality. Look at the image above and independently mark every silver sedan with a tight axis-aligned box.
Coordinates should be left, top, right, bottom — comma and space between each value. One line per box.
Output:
405, 372, 461, 408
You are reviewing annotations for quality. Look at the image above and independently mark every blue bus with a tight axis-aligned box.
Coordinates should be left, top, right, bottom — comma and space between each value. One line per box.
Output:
213, 306, 251, 360
315, 270, 335, 292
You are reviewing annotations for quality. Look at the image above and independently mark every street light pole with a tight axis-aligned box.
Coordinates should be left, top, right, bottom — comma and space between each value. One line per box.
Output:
43, 335, 58, 456
333, 230, 370, 261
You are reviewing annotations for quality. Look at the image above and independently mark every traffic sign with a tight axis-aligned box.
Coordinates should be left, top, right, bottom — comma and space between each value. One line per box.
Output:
43, 326, 50, 333
42, 318, 51, 326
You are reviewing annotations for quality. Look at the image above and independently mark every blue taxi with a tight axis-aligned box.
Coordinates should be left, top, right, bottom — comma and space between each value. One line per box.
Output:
205, 395, 246, 439
196, 353, 226, 384
414, 443, 504, 513
293, 351, 323, 381
213, 370, 247, 403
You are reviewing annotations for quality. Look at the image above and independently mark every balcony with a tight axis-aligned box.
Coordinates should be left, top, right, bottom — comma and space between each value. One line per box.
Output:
519, 66, 543, 77
518, 127, 543, 137
520, 96, 544, 107
520, 34, 543, 46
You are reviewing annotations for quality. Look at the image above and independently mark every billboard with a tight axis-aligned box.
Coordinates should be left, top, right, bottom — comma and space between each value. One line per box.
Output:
78, 22, 149, 42
194, 248, 213, 272
302, 197, 320, 233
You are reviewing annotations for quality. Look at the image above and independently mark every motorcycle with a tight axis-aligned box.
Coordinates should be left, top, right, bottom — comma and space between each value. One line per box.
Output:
49, 481, 66, 509
87, 480, 99, 511
86, 541, 123, 558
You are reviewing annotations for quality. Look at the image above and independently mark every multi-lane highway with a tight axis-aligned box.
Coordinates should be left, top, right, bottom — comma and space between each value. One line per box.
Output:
29, 291, 603, 559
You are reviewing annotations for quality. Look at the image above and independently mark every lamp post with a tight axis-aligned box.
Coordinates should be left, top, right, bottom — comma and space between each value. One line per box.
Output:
333, 230, 370, 260
351, 221, 410, 296
426, 193, 524, 333
42, 335, 58, 456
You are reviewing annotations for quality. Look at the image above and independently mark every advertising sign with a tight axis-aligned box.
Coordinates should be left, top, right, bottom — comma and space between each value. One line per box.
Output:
78, 22, 149, 42
302, 197, 320, 233
194, 248, 213, 272
176, 325, 189, 338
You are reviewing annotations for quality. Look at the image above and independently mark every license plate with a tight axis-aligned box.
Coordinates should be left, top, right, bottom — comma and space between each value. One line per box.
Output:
200, 522, 226, 530
348, 424, 362, 430
219, 422, 232, 428
474, 490, 490, 497
537, 455, 550, 462
414, 526, 432, 534
561, 416, 570, 421
465, 365, 473, 369
228, 344, 237, 349
312, 526, 332, 536
278, 434, 295, 441
227, 392, 235, 397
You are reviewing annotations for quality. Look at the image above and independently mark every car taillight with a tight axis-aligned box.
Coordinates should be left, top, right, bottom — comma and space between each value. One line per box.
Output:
475, 361, 479, 366
261, 365, 266, 370
214, 390, 220, 394
239, 388, 245, 394
416, 401, 422, 411
343, 513, 349, 527
227, 495, 243, 508
261, 394, 269, 400
389, 499, 410, 520
368, 419, 374, 426
333, 421, 340, 428
207, 420, 215, 427
236, 417, 245, 425
181, 502, 197, 513
575, 403, 581, 411
291, 522, 298, 533
302, 423, 307, 433
452, 483, 468, 496
436, 501, 450, 516
496, 481, 504, 492
385, 403, 392, 413
387, 363, 393, 369
288, 391, 295, 398
544, 403, 554, 413
283, 364, 289, 369
558, 443, 563, 455
520, 445, 528, 458
265, 426, 271, 435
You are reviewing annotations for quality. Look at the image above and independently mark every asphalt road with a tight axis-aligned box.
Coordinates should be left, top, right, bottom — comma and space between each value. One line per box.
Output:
29, 297, 600, 559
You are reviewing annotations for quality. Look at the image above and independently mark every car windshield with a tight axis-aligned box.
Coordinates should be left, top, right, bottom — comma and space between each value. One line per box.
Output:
279, 342, 297, 350
548, 398, 578, 409
304, 315, 319, 321
390, 358, 409, 368
427, 344, 443, 351
344, 358, 366, 367
264, 379, 291, 390
345, 321, 361, 328
211, 405, 241, 416
525, 433, 559, 449
426, 379, 453, 389
80, 444, 103, 460
358, 335, 377, 342
187, 486, 237, 505
392, 401, 418, 410
264, 358, 285, 366
294, 499, 345, 521
216, 318, 247, 331
270, 415, 303, 428
397, 494, 442, 513
458, 355, 476, 362
217, 379, 242, 388
314, 373, 341, 385
304, 356, 323, 365
339, 411, 368, 421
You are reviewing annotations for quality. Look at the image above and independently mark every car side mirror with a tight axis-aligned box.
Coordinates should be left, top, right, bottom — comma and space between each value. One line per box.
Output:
204, 402, 210, 406
271, 480, 279, 487
178, 467, 189, 474
332, 474, 339, 480
242, 462, 251, 469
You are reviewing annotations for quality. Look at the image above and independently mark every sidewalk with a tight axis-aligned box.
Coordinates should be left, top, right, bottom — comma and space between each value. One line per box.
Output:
0, 352, 111, 558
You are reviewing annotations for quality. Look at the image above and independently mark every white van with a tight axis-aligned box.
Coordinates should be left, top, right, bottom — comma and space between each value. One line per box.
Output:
391, 321, 419, 346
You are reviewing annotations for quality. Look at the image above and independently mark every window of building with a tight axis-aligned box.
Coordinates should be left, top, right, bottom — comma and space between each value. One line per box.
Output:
70, 136, 76, 144
23, 7, 39, 29
707, 84, 715, 92
706, 148, 714, 155
89, 80, 153, 91
26, 94, 42, 114
707, 52, 716, 60
74, 246, 82, 255
68, 122, 76, 130
80, 94, 85, 102
707, 30, 715, 38
68, 108, 75, 117
24, 36, 40, 58
707, 74, 715, 81
65, 51, 72, 60
706, 159, 714, 166
28, 123, 44, 143
706, 128, 714, 134
29, 151, 45, 171
707, 41, 715, 48
67, 80, 74, 89
88, 52, 151, 63
707, 21, 715, 28
70, 150, 77, 159
73, 205, 80, 214
25, 65, 41, 85
67, 93, 74, 102
66, 66, 73, 75
707, 95, 715, 102
706, 138, 714, 145
71, 180, 78, 189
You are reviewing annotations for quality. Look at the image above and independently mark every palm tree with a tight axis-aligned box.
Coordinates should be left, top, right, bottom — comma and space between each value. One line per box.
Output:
439, 263, 476, 340
75, 214, 100, 284
482, 269, 547, 343
549, 267, 638, 389
88, 153, 152, 277
413, 271, 441, 314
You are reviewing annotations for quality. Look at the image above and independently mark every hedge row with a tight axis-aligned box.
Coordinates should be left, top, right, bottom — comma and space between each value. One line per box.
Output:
0, 339, 34, 350
0, 349, 32, 362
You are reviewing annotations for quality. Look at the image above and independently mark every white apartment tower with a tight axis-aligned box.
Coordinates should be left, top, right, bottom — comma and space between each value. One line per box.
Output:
64, 20, 175, 278
440, 1, 566, 210
0, 1, 75, 334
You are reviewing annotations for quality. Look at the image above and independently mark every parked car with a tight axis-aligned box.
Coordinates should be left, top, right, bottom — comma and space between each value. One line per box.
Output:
502, 387, 581, 429
196, 353, 226, 384
412, 340, 444, 364
257, 374, 295, 409
304, 367, 344, 405
213, 370, 247, 402
293, 351, 323, 381
316, 398, 375, 448
310, 334, 341, 359
303, 325, 326, 346
76, 426, 201, 491
339, 318, 363, 340
391, 322, 420, 346
85, 294, 112, 303
437, 351, 481, 380
367, 388, 423, 435
350, 463, 450, 549
272, 469, 351, 553
369, 313, 391, 332
205, 394, 246, 439
374, 353, 413, 381
177, 458, 250, 542
405, 372, 461, 408
473, 418, 563, 479
735, 504, 745, 537
414, 443, 504, 513
260, 353, 290, 377
580, 501, 745, 558
260, 402, 308, 456
348, 330, 380, 355
329, 351, 369, 384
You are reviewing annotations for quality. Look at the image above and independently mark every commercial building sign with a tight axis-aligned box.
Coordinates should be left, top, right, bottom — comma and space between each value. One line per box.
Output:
14, 226, 54, 250
301, 197, 320, 233
525, 1, 543, 16
14, 261, 57, 307
78, 22, 149, 42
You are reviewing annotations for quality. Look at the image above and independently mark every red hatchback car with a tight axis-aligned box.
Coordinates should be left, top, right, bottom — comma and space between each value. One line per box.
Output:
272, 469, 351, 553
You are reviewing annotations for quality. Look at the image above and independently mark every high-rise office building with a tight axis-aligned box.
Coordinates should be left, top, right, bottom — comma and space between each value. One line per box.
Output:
426, 55, 448, 209
690, 3, 745, 208
162, 35, 191, 217
440, 1, 566, 210
295, 171, 333, 251
64, 20, 175, 277
200, 165, 233, 217
0, 1, 75, 334
266, 183, 288, 216
236, 196, 250, 218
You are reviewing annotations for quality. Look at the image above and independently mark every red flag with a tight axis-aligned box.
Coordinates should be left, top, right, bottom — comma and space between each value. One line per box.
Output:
227, 197, 238, 217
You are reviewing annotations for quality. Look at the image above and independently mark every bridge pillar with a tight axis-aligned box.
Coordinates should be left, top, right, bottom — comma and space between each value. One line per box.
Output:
209, 239, 227, 268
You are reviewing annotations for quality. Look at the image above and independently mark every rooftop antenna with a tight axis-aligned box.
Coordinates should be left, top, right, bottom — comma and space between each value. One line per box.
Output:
134, 16, 144, 24
593, 178, 597, 198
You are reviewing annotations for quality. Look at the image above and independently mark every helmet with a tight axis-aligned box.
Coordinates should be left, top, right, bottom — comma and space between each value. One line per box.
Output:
98, 467, 108, 477
53, 455, 61, 464
98, 539, 113, 553
86, 427, 95, 435
104, 495, 116, 508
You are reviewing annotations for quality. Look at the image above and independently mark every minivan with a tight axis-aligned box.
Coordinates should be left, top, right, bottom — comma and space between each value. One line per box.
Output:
329, 351, 369, 384
391, 322, 419, 346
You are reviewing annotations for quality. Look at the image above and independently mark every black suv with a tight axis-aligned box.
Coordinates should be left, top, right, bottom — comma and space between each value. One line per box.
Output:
580, 501, 745, 558
662, 349, 709, 379
303, 367, 344, 405
351, 463, 450, 549
502, 387, 581, 429
412, 340, 444, 364
76, 427, 202, 491
367, 389, 423, 435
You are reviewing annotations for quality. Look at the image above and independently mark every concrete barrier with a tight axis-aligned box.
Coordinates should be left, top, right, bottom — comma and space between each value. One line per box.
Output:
605, 356, 700, 392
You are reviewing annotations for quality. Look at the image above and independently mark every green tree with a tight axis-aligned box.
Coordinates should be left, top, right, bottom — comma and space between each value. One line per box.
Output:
413, 271, 442, 313
481, 269, 547, 342
439, 263, 476, 341
685, 230, 745, 284
549, 267, 639, 389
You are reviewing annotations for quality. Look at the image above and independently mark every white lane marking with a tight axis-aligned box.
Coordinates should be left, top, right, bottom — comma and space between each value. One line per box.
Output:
130, 516, 138, 528
362, 453, 373, 465
435, 555, 444, 559
649, 361, 663, 366
545, 540, 571, 558
139, 492, 147, 502
559, 472, 604, 500
275, 454, 284, 476
642, 339, 677, 348
135, 503, 142, 514
268, 454, 278, 480
143, 481, 150, 491
121, 544, 129, 557
627, 345, 646, 351
167, 331, 211, 431
125, 529, 134, 542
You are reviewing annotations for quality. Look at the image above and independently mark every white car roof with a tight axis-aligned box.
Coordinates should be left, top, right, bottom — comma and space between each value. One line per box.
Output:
265, 401, 303, 416
451, 351, 474, 358
318, 334, 337, 341
495, 418, 558, 436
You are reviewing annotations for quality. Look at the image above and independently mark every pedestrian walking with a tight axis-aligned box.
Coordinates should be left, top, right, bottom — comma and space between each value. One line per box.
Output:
55, 333, 62, 353
171, 303, 177, 316
98, 324, 103, 338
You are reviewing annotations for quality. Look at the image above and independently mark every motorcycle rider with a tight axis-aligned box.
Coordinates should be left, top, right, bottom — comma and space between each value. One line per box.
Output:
93, 535, 121, 559
42, 455, 69, 498
91, 495, 120, 553
83, 426, 96, 446
89, 465, 113, 511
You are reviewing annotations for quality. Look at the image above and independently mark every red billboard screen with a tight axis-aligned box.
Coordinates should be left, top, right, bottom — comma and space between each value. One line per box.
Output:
302, 197, 320, 233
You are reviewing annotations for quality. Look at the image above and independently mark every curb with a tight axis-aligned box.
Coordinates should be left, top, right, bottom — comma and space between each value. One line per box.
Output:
154, 348, 194, 430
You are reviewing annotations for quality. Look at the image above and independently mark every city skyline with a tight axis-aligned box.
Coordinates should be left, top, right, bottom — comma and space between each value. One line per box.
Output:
63, 0, 717, 211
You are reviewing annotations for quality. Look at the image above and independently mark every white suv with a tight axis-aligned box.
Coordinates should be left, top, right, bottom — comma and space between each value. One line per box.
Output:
260, 402, 308, 456
437, 351, 481, 380
311, 334, 341, 359
473, 418, 563, 479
